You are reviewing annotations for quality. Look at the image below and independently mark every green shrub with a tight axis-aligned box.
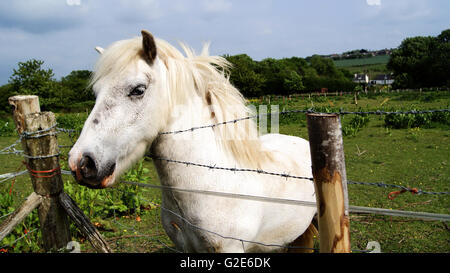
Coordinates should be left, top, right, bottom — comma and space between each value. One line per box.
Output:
342, 114, 370, 136
63, 159, 154, 219
0, 119, 16, 137
384, 111, 450, 129
55, 113, 88, 134
0, 192, 42, 252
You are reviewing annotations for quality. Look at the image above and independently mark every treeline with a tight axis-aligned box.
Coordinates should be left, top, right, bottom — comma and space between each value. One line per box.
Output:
1, 29, 448, 115
0, 54, 357, 115
388, 29, 450, 89
0, 59, 95, 115
224, 54, 356, 98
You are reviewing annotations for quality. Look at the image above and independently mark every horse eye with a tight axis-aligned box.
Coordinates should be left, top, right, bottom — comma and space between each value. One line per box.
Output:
128, 85, 146, 97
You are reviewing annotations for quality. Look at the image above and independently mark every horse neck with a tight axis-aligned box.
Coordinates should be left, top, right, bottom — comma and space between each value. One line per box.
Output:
150, 96, 226, 178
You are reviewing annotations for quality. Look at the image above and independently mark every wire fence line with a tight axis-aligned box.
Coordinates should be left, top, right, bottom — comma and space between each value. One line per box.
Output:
119, 180, 450, 222
148, 155, 450, 197
111, 186, 343, 253
0, 228, 38, 250
0, 170, 28, 185
158, 108, 450, 135
1, 107, 449, 252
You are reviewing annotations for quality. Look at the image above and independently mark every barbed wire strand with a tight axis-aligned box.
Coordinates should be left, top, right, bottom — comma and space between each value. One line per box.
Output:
0, 228, 39, 250
0, 170, 28, 185
114, 185, 322, 252
159, 108, 450, 135
149, 155, 314, 181
119, 180, 450, 222
145, 156, 449, 196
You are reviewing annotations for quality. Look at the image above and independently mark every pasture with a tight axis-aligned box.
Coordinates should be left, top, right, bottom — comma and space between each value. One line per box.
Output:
0, 90, 449, 253
333, 55, 390, 68
333, 55, 390, 79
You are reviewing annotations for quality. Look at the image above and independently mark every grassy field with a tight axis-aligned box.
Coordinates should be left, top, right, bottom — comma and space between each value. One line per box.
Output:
334, 55, 391, 79
333, 55, 390, 67
0, 90, 449, 253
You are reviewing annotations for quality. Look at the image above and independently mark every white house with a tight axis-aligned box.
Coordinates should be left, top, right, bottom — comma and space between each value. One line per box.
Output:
353, 74, 369, 84
371, 74, 394, 85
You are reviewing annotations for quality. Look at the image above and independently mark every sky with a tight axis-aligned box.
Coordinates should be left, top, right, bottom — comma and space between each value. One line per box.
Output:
0, 0, 448, 84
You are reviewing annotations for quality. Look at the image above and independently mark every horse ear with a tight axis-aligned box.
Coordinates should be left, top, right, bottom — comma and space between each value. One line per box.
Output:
95, 46, 104, 54
141, 30, 157, 64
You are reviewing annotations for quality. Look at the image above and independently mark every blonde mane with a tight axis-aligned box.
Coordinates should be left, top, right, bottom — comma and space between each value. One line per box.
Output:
91, 36, 273, 168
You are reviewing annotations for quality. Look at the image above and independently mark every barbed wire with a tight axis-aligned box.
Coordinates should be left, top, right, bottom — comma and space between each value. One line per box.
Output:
0, 211, 14, 221
147, 156, 449, 196
159, 108, 450, 135
113, 185, 321, 252
116, 182, 376, 253
0, 228, 39, 250
348, 180, 450, 196
0, 170, 28, 185
0, 138, 23, 156
150, 155, 314, 181
119, 180, 450, 222
108, 187, 182, 253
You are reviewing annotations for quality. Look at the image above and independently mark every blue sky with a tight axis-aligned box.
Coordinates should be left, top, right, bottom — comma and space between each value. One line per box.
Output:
0, 0, 448, 84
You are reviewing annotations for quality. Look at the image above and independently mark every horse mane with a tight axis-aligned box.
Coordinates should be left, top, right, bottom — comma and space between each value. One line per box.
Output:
90, 35, 274, 169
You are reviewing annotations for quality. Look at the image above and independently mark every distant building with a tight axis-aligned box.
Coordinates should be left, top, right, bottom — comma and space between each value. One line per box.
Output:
371, 74, 394, 85
353, 74, 369, 84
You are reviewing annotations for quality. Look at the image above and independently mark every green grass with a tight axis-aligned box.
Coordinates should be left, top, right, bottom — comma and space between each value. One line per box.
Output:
333, 55, 391, 80
1, 90, 449, 253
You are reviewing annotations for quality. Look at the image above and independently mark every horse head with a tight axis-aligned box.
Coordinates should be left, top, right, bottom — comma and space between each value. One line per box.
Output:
68, 30, 170, 188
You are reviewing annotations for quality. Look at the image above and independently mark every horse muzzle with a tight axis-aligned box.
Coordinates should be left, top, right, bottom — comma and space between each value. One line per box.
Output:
69, 152, 116, 189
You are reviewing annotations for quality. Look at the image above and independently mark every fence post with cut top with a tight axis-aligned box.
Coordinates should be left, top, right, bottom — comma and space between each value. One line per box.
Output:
306, 113, 351, 253
9, 95, 71, 251
7, 95, 113, 253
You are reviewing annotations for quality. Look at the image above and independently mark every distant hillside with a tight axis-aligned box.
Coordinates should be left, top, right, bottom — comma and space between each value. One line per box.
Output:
320, 48, 393, 61
333, 55, 390, 68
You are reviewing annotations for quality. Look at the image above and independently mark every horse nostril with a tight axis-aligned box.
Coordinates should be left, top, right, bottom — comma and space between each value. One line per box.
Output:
79, 154, 97, 179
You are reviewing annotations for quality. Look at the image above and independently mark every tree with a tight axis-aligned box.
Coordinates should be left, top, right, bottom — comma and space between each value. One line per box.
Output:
9, 59, 55, 97
225, 54, 266, 97
0, 83, 14, 115
61, 70, 95, 102
388, 29, 450, 88
283, 71, 304, 93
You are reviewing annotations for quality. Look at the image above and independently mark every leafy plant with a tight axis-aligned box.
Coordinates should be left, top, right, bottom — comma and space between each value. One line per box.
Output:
55, 113, 88, 135
384, 110, 450, 129
0, 119, 16, 137
343, 114, 370, 136
63, 159, 153, 220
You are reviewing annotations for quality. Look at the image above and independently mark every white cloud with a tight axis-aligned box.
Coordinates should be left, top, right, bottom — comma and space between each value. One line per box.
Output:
66, 0, 81, 6
366, 0, 381, 6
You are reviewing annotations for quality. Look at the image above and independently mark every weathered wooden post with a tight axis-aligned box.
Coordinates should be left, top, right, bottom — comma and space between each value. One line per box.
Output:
306, 113, 351, 253
5, 95, 113, 253
9, 95, 71, 251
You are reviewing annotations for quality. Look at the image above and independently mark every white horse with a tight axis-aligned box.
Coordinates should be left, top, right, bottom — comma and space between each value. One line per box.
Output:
68, 30, 317, 253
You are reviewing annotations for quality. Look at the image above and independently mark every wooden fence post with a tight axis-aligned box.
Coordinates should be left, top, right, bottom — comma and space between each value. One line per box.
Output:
9, 95, 71, 251
306, 113, 351, 253
5, 95, 112, 253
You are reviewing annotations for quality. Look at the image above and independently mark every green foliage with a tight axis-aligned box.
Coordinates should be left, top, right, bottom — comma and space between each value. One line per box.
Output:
342, 114, 370, 137
333, 55, 390, 67
388, 29, 450, 89
0, 118, 16, 137
0, 60, 95, 114
0, 192, 41, 252
55, 112, 88, 135
9, 59, 55, 97
225, 54, 355, 97
384, 111, 450, 129
64, 159, 154, 219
